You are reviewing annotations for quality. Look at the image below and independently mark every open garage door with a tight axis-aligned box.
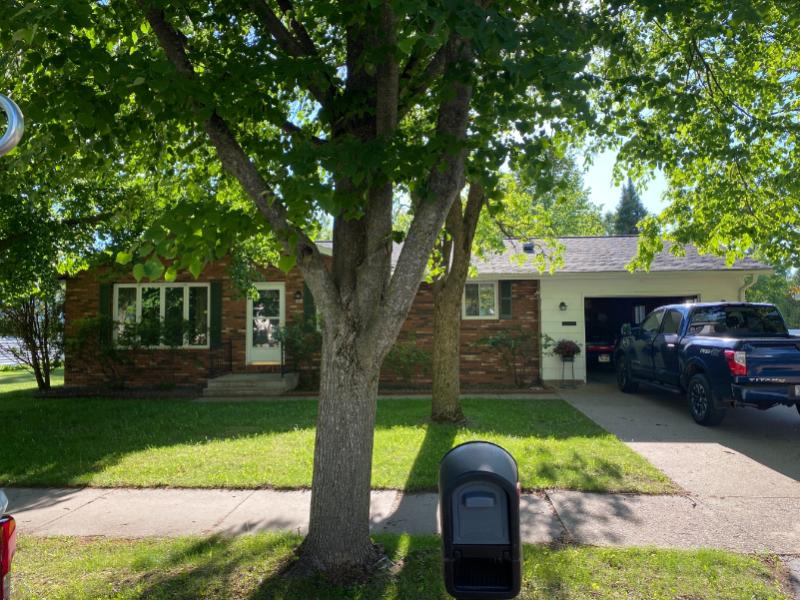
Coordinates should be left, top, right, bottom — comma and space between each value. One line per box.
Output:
584, 295, 698, 381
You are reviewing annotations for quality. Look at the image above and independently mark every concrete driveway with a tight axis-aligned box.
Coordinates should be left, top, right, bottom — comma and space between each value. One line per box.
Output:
559, 373, 800, 498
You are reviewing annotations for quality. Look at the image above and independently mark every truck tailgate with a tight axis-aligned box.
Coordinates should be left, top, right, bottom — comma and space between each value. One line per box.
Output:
738, 338, 800, 381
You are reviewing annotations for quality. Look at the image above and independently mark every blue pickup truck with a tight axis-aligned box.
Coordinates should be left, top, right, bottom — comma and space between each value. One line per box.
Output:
615, 302, 800, 426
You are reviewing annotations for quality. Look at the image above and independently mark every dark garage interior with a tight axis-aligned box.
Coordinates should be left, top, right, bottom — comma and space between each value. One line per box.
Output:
584, 295, 698, 381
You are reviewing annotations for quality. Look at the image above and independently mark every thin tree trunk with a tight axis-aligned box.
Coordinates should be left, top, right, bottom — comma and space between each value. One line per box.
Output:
301, 322, 382, 575
430, 183, 485, 423
431, 283, 464, 422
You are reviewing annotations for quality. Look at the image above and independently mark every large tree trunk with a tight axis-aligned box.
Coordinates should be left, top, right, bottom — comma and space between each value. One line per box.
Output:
431, 281, 464, 422
301, 322, 382, 574
143, 4, 476, 579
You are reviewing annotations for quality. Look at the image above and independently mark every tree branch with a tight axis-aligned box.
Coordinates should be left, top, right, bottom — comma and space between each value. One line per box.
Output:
139, 2, 339, 316
398, 44, 448, 120
275, 0, 318, 57
353, 1, 399, 325
362, 33, 475, 358
281, 120, 327, 146
249, 0, 335, 111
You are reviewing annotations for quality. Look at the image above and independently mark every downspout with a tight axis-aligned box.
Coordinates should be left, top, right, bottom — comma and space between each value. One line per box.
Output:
738, 272, 761, 301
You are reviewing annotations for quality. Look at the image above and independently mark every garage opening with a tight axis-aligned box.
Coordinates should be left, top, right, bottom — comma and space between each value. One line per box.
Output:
584, 295, 698, 382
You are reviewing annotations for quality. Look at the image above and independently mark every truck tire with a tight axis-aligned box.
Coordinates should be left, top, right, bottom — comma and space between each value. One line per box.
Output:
687, 373, 726, 426
616, 357, 638, 393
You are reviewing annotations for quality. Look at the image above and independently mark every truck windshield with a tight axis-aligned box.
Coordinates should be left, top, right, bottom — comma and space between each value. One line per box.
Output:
687, 306, 789, 337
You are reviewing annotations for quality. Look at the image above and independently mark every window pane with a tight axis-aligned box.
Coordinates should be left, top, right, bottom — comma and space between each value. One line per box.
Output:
140, 287, 161, 345
464, 284, 480, 316
188, 287, 209, 345
661, 310, 682, 335
252, 289, 280, 348
689, 305, 788, 337
641, 310, 662, 333
116, 288, 136, 338
163, 287, 184, 346
478, 284, 495, 316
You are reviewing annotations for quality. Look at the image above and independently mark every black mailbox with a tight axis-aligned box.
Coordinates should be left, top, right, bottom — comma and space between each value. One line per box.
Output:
439, 441, 521, 600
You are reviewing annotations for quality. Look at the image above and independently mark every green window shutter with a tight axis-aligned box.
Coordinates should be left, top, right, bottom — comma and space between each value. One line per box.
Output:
209, 281, 223, 349
303, 283, 315, 321
499, 281, 513, 319
99, 283, 113, 347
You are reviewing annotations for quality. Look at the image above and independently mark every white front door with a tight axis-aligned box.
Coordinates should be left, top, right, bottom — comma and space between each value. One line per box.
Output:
246, 283, 285, 364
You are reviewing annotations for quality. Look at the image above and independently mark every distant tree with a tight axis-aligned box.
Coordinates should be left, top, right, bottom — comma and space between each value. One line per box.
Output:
516, 152, 606, 237
746, 268, 800, 329
0, 279, 63, 391
612, 178, 648, 234
602, 211, 617, 236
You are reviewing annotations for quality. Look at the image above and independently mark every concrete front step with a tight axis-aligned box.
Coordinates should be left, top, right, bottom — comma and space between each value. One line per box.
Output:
202, 372, 299, 397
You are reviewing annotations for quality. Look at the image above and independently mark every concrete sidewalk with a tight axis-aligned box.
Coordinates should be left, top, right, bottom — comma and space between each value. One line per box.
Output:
5, 486, 799, 554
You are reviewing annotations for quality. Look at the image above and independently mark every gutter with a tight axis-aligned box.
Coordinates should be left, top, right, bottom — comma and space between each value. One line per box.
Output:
738, 272, 762, 301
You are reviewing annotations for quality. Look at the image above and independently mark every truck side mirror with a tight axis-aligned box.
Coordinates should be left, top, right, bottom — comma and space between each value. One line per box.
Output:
439, 441, 521, 599
621, 323, 632, 336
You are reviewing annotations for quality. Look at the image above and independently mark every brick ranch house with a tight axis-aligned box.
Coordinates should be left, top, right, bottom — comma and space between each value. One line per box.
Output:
63, 236, 769, 391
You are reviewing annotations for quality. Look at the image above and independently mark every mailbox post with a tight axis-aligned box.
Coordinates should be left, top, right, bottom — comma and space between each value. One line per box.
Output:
439, 441, 521, 600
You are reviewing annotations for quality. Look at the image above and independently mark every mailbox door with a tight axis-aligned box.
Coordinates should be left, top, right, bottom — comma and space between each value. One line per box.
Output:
451, 481, 509, 545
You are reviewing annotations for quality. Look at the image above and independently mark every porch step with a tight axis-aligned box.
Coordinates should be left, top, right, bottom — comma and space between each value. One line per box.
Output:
202, 372, 299, 398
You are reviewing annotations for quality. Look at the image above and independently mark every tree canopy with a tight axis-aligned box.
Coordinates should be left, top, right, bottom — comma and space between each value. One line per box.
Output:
599, 1, 800, 267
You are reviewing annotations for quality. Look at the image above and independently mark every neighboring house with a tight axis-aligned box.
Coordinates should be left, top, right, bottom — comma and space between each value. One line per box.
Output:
62, 236, 770, 390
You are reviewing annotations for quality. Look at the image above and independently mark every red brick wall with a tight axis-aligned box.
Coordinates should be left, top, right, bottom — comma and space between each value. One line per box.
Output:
64, 259, 308, 388
379, 280, 541, 389
64, 260, 540, 390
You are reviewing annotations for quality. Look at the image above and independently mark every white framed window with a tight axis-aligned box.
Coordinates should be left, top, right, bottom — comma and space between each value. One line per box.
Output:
462, 282, 498, 319
113, 283, 210, 348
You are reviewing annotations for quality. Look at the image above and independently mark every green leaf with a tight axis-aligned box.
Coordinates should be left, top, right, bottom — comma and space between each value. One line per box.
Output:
132, 263, 145, 282
188, 257, 205, 279
143, 256, 164, 280
277, 254, 297, 273
164, 265, 178, 282
116, 251, 133, 265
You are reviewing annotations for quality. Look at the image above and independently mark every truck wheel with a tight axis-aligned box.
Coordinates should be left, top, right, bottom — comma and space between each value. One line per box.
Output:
687, 374, 726, 426
616, 357, 638, 393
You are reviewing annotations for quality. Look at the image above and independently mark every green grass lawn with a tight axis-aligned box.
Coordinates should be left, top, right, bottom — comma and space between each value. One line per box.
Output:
12, 534, 791, 599
0, 369, 675, 493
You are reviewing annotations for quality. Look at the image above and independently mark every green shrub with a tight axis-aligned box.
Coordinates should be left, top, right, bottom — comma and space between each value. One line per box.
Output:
274, 317, 322, 389
383, 336, 431, 383
478, 329, 536, 387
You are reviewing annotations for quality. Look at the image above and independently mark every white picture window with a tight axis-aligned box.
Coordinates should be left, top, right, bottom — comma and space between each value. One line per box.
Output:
113, 283, 210, 348
463, 282, 498, 319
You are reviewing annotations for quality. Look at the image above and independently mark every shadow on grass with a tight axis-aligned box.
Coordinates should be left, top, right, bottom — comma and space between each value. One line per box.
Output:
0, 377, 611, 493
0, 371, 37, 386
372, 417, 459, 535
119, 534, 446, 599
0, 384, 321, 493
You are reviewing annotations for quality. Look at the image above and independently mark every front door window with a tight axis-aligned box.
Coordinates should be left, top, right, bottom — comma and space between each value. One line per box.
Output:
247, 284, 284, 363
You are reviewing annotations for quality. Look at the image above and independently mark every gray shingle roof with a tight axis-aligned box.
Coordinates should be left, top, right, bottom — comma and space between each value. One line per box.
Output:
317, 236, 770, 274
474, 237, 770, 274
